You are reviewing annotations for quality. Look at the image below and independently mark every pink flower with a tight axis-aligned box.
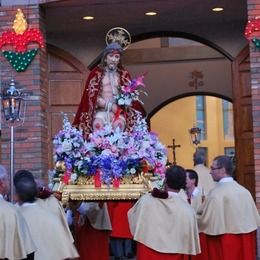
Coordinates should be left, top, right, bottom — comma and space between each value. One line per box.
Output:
129, 75, 145, 91
110, 145, 118, 153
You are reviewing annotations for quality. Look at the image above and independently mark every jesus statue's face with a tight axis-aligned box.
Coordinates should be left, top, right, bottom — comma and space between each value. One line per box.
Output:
105, 52, 120, 71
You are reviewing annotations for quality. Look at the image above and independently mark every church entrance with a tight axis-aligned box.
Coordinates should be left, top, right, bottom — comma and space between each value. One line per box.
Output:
47, 36, 254, 197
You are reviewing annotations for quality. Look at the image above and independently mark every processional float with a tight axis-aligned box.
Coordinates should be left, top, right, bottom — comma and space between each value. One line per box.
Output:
51, 28, 168, 203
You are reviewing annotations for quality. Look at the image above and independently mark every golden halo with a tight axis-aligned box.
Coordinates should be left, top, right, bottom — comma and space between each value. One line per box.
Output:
105, 27, 131, 50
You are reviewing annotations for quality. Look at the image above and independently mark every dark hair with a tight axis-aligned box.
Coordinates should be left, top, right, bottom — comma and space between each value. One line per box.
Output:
165, 165, 186, 190
193, 150, 206, 165
101, 42, 123, 69
14, 170, 34, 185
214, 155, 234, 176
14, 170, 37, 203
186, 169, 199, 186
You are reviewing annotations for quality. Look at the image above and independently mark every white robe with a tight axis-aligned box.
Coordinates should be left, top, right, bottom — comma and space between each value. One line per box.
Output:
194, 164, 215, 195
77, 202, 112, 230
36, 196, 76, 243
17, 199, 79, 260
128, 193, 201, 255
0, 196, 35, 259
197, 179, 260, 235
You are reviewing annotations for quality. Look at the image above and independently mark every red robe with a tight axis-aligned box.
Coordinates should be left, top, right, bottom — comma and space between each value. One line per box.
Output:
107, 201, 133, 238
137, 243, 189, 260
73, 66, 146, 137
191, 232, 256, 260
74, 211, 110, 260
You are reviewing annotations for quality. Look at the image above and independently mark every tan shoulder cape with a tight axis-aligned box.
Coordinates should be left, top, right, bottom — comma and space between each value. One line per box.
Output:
128, 193, 201, 255
79, 202, 112, 230
197, 181, 260, 235
179, 188, 203, 212
37, 196, 75, 243
0, 198, 35, 259
18, 201, 79, 260
191, 188, 203, 212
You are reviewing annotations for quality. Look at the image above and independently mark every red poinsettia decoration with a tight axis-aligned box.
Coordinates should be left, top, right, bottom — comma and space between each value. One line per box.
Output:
244, 17, 260, 40
0, 9, 44, 72
244, 17, 260, 51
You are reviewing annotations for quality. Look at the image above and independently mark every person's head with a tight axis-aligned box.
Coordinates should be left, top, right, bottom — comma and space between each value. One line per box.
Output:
13, 170, 34, 185
165, 165, 186, 191
193, 149, 206, 166
14, 170, 37, 203
210, 155, 234, 182
0, 165, 9, 196
185, 169, 198, 189
102, 42, 123, 70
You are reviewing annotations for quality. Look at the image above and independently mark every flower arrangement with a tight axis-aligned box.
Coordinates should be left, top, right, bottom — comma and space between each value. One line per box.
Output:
53, 114, 88, 183
115, 74, 147, 106
53, 113, 168, 186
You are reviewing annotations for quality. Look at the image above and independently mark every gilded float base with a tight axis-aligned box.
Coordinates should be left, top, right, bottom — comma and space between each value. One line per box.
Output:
53, 173, 159, 203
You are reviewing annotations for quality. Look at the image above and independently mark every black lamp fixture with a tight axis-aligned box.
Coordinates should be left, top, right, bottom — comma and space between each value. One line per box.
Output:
1, 79, 25, 202
189, 126, 201, 146
2, 79, 23, 122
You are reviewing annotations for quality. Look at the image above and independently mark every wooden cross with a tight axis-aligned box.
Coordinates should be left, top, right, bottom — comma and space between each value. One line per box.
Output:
167, 138, 181, 165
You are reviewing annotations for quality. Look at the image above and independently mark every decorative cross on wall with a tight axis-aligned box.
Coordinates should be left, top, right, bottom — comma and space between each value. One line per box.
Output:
189, 70, 204, 90
167, 138, 181, 165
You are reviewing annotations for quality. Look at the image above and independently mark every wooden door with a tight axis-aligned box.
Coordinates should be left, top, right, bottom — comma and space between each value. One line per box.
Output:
232, 46, 255, 197
47, 44, 86, 170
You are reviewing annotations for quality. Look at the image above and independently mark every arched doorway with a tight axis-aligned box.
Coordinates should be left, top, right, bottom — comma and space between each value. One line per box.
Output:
150, 95, 235, 169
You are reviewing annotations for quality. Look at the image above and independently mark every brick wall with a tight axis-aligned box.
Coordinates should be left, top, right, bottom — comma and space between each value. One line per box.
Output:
247, 0, 260, 258
248, 0, 260, 211
0, 5, 48, 181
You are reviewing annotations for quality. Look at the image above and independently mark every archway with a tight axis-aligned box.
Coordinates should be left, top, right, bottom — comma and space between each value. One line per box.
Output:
150, 94, 235, 169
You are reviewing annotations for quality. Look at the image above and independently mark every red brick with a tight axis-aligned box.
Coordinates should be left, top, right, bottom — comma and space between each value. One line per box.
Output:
0, 5, 48, 179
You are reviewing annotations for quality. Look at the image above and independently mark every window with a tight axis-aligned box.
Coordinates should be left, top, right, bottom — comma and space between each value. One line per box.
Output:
196, 96, 206, 140
224, 147, 235, 165
222, 100, 234, 140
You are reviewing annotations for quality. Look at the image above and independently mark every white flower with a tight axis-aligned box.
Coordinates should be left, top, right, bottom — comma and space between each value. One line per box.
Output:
62, 140, 73, 152
70, 173, 78, 182
142, 141, 150, 149
118, 98, 125, 105
101, 149, 113, 156
64, 132, 71, 139
130, 168, 136, 174
125, 98, 132, 106
73, 142, 80, 148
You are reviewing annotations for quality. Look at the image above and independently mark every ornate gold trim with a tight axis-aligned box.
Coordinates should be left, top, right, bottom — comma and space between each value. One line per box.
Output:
53, 173, 160, 203
60, 183, 150, 203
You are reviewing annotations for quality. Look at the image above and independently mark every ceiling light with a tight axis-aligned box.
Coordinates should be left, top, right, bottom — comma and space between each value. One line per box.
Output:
83, 16, 94, 20
212, 7, 224, 12
145, 12, 157, 16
